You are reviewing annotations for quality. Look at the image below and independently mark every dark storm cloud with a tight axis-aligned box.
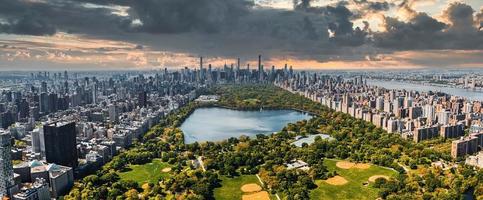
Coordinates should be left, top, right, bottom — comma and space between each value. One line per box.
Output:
0, 0, 481, 63
0, 0, 131, 35
351, 0, 391, 13
443, 2, 476, 33
0, 13, 56, 36
128, 0, 252, 34
374, 13, 446, 49
373, 2, 483, 50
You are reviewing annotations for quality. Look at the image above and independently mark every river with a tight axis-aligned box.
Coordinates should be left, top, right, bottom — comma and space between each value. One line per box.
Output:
367, 79, 483, 101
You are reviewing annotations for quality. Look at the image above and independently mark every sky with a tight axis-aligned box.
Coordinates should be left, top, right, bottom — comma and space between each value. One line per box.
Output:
0, 0, 482, 70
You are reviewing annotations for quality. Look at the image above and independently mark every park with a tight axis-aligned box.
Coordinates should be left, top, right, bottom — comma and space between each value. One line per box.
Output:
310, 159, 397, 200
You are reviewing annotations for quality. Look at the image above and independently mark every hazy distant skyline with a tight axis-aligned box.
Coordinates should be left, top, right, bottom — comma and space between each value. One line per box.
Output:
0, 0, 482, 70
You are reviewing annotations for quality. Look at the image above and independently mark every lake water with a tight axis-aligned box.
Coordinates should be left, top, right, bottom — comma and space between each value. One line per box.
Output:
367, 79, 483, 101
181, 107, 312, 144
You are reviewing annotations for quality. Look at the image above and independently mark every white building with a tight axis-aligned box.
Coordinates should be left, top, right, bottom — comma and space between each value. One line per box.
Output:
466, 151, 483, 168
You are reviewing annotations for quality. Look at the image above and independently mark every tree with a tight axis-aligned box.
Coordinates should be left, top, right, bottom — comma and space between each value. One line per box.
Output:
125, 189, 139, 200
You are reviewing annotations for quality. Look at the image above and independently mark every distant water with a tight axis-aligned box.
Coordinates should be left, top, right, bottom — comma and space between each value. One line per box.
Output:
181, 107, 312, 144
367, 79, 483, 101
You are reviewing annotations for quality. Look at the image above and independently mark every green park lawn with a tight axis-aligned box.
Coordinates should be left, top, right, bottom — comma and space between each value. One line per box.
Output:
310, 159, 398, 200
214, 175, 261, 200
118, 159, 172, 185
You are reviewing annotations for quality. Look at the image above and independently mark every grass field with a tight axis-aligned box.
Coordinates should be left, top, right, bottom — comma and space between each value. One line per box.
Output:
214, 175, 262, 200
310, 159, 398, 200
118, 159, 171, 185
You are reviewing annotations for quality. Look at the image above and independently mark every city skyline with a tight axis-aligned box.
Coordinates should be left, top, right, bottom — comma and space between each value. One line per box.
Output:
0, 0, 482, 70
0, 64, 481, 199
0, 0, 483, 199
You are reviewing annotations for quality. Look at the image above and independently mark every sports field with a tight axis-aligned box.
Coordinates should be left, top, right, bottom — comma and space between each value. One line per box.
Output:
118, 159, 172, 185
310, 159, 397, 200
214, 175, 274, 200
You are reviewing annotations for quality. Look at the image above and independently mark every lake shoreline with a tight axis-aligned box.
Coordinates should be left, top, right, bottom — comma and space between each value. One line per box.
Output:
198, 103, 320, 117
180, 106, 313, 144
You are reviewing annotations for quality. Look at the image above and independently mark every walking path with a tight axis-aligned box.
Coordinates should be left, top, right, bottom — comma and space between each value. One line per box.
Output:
256, 174, 281, 200
197, 156, 206, 172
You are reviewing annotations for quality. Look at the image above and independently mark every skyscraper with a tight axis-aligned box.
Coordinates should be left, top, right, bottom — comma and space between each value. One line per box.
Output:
42, 122, 78, 168
39, 93, 49, 114
138, 91, 147, 108
0, 130, 15, 197
108, 104, 119, 123
258, 55, 263, 82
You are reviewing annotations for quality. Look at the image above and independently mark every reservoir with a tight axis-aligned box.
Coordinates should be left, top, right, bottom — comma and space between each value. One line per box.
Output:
181, 107, 312, 144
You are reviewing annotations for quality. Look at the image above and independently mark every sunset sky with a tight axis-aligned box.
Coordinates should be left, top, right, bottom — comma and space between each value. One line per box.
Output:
0, 0, 482, 70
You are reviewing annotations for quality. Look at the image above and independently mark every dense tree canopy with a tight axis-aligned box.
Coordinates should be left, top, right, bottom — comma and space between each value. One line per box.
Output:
65, 84, 482, 200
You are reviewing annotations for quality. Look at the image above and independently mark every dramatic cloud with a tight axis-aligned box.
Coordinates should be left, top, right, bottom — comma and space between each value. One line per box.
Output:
0, 13, 56, 36
374, 2, 483, 50
128, 0, 252, 34
0, 0, 481, 69
0, 0, 131, 35
443, 2, 476, 33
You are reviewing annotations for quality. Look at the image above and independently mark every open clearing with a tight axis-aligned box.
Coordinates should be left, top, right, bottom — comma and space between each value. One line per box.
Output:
242, 191, 270, 200
310, 159, 397, 200
161, 167, 171, 172
118, 159, 171, 185
325, 175, 348, 185
336, 161, 370, 169
214, 175, 261, 200
241, 183, 262, 193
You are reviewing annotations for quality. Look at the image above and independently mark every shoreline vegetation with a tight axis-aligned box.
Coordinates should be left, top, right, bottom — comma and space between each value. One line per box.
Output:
65, 84, 483, 200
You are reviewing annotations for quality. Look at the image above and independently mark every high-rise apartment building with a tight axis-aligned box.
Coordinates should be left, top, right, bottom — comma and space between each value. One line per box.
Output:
0, 130, 15, 198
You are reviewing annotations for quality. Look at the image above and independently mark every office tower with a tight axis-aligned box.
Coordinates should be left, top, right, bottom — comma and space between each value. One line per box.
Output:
31, 128, 41, 153
208, 64, 213, 83
64, 81, 69, 94
29, 106, 39, 121
138, 91, 147, 108
199, 56, 204, 81
258, 55, 263, 82
39, 93, 49, 114
0, 130, 15, 197
48, 93, 58, 113
92, 84, 98, 105
237, 58, 240, 72
18, 99, 29, 119
0, 112, 13, 129
200, 56, 203, 71
108, 104, 119, 123
42, 122, 78, 168
40, 82, 47, 93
